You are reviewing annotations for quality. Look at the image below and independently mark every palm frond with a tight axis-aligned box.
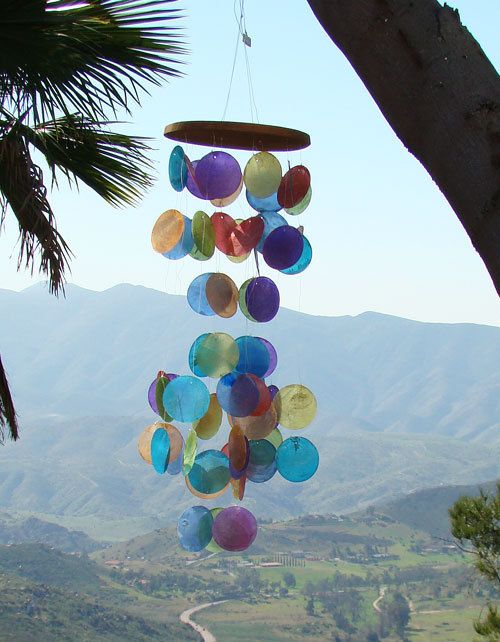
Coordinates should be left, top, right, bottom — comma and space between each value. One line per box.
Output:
0, 129, 72, 294
0, 355, 19, 442
22, 114, 154, 206
0, 0, 186, 124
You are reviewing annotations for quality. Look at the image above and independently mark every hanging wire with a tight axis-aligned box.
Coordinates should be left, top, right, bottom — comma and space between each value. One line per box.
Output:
222, 0, 259, 123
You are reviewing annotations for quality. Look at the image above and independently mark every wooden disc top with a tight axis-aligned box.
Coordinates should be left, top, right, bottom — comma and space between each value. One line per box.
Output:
164, 120, 310, 151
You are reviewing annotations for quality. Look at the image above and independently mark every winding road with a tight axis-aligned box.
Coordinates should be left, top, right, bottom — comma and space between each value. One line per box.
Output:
179, 600, 227, 642
372, 586, 387, 613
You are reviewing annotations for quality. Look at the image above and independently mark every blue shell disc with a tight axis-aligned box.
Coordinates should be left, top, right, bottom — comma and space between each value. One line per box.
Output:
246, 189, 281, 213
163, 375, 210, 423
151, 428, 170, 474
246, 439, 277, 483
234, 336, 270, 378
276, 436, 319, 483
177, 505, 213, 552
163, 216, 194, 260
187, 273, 216, 316
169, 145, 188, 192
280, 235, 312, 275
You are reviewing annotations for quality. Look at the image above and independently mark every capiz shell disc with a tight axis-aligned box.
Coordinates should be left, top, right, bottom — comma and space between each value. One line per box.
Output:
169, 145, 188, 192
138, 422, 167, 464
141, 423, 183, 465
193, 393, 223, 440
243, 152, 282, 199
246, 189, 281, 213
277, 164, 310, 208
182, 428, 198, 476
228, 402, 277, 440
280, 235, 312, 275
190, 210, 215, 260
187, 273, 216, 316
211, 176, 243, 207
177, 505, 213, 552
190, 332, 239, 378
229, 425, 249, 479
216, 372, 260, 417
212, 506, 258, 552
151, 428, 170, 474
245, 276, 280, 323
205, 273, 238, 318
262, 225, 304, 270
246, 439, 277, 483
206, 507, 224, 553
256, 210, 288, 252
151, 209, 184, 254
234, 335, 270, 378
276, 436, 319, 482
274, 384, 317, 430
285, 185, 312, 215
163, 375, 210, 423
195, 151, 242, 200
162, 215, 193, 259
187, 449, 231, 497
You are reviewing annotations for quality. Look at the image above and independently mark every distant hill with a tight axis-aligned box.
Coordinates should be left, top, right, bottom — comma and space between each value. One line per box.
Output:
1, 283, 499, 443
100, 509, 438, 565
0, 513, 100, 553
0, 415, 497, 535
369, 479, 499, 538
0, 284, 499, 534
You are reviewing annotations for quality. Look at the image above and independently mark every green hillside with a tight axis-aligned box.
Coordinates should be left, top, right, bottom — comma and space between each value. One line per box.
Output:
370, 479, 499, 537
0, 572, 194, 642
95, 510, 486, 642
0, 544, 101, 592
0, 544, 196, 642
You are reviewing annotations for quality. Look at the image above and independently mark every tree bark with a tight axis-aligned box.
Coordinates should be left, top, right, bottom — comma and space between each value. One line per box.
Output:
307, 0, 500, 296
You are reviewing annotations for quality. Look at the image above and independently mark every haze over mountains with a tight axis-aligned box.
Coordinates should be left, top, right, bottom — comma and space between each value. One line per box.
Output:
2, 283, 499, 441
0, 284, 498, 530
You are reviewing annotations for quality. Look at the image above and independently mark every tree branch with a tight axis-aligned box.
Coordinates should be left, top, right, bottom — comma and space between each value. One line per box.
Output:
307, 0, 500, 296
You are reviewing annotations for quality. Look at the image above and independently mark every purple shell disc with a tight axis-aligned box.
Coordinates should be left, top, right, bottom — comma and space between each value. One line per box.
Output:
268, 384, 279, 400
258, 338, 278, 378
245, 276, 280, 323
212, 506, 258, 552
262, 226, 304, 270
148, 379, 158, 413
195, 151, 242, 200
186, 160, 206, 200
216, 372, 260, 417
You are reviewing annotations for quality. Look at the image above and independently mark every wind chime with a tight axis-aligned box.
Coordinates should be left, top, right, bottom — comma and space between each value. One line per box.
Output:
137, 118, 318, 553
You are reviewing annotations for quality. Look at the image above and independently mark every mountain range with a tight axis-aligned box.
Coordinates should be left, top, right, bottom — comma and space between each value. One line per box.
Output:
0, 284, 498, 533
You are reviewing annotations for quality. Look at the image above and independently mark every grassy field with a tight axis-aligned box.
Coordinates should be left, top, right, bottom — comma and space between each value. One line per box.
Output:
196, 597, 335, 642
408, 606, 480, 642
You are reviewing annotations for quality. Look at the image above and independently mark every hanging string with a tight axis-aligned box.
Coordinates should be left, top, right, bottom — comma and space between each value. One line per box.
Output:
221, 0, 259, 124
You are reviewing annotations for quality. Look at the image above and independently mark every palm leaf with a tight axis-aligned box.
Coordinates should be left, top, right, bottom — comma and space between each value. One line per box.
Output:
22, 114, 155, 206
0, 356, 18, 442
0, 128, 72, 295
0, 0, 186, 124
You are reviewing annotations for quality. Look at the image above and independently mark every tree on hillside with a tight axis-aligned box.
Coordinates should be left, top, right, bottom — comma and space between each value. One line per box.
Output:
307, 0, 500, 297
283, 571, 296, 588
0, 0, 185, 441
449, 482, 500, 640
384, 591, 411, 638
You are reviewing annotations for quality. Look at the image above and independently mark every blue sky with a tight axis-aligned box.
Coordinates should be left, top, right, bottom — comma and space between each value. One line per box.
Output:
1, 0, 499, 326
